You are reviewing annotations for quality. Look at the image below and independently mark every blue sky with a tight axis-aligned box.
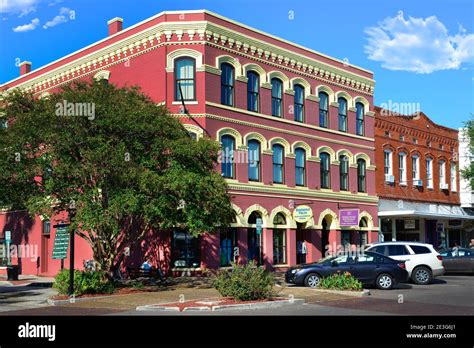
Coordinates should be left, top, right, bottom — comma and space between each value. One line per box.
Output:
1, 0, 472, 129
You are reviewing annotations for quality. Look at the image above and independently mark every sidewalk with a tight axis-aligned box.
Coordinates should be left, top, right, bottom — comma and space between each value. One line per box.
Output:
0, 275, 54, 287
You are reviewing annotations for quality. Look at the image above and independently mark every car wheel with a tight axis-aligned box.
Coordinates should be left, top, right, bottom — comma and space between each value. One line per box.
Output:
304, 273, 321, 288
376, 273, 394, 290
412, 266, 432, 285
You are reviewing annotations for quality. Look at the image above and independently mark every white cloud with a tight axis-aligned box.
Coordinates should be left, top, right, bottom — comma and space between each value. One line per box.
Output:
42, 6, 72, 29
0, 0, 40, 16
365, 11, 474, 74
12, 16, 39, 32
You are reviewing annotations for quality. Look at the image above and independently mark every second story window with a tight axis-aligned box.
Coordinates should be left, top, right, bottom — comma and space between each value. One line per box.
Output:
248, 140, 261, 182
338, 97, 347, 132
272, 144, 284, 184
221, 135, 235, 178
320, 152, 331, 189
339, 155, 349, 191
175, 57, 195, 101
247, 71, 259, 112
295, 148, 306, 186
319, 92, 329, 128
357, 158, 366, 193
398, 152, 407, 184
426, 157, 433, 188
356, 102, 365, 136
451, 162, 457, 191
220, 63, 234, 106
439, 160, 446, 188
384, 150, 393, 176
294, 84, 304, 122
412, 155, 420, 181
271, 78, 283, 117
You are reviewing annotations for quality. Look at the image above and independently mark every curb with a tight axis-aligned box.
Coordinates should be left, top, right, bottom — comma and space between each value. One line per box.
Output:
310, 288, 370, 297
47, 294, 116, 306
136, 298, 305, 312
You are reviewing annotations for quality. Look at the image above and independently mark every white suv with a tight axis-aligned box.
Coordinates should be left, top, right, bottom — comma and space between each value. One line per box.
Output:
365, 242, 444, 285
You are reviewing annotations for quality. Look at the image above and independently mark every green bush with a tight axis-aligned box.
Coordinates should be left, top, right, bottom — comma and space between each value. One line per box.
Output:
319, 272, 362, 291
213, 261, 275, 301
53, 269, 115, 296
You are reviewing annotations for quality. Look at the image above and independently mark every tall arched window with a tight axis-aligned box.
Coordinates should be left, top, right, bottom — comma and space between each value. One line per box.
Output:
339, 155, 349, 191
439, 160, 446, 188
248, 140, 261, 182
271, 78, 283, 117
221, 135, 235, 178
319, 92, 329, 128
357, 158, 366, 193
221, 63, 234, 106
272, 144, 284, 184
175, 57, 195, 101
247, 211, 263, 265
338, 97, 347, 132
450, 162, 457, 191
426, 157, 433, 188
273, 213, 287, 265
294, 84, 304, 122
398, 152, 407, 185
247, 71, 259, 112
356, 102, 365, 136
320, 152, 331, 189
295, 148, 306, 186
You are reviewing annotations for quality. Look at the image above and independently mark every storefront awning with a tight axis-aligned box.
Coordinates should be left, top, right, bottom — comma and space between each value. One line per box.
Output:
379, 199, 474, 220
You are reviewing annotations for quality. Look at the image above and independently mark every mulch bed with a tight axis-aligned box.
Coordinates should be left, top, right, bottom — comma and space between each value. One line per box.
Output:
50, 287, 160, 300
157, 297, 287, 312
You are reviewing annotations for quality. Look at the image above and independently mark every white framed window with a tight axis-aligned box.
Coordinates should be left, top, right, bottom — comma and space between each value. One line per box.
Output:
439, 160, 446, 187
411, 155, 419, 180
426, 158, 433, 188
384, 150, 393, 175
398, 152, 406, 185
450, 163, 457, 191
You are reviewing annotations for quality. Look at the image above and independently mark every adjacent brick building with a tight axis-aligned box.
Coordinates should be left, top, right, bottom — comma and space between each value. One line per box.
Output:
374, 107, 474, 248
0, 10, 379, 276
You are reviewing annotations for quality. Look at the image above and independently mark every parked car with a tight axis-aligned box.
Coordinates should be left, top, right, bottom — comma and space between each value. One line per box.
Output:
438, 248, 474, 274
285, 251, 409, 290
365, 242, 444, 285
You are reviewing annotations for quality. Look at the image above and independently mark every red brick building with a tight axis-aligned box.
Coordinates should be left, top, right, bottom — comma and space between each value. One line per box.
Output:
0, 10, 379, 277
374, 106, 474, 248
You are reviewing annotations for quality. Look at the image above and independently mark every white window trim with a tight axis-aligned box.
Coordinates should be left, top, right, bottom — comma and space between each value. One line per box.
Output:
426, 158, 433, 189
384, 150, 393, 175
398, 152, 406, 185
411, 155, 420, 180
450, 163, 457, 192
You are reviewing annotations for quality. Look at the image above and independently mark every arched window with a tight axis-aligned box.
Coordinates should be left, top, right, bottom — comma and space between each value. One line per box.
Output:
359, 218, 368, 247
338, 97, 347, 132
248, 140, 261, 182
248, 211, 263, 265
221, 63, 234, 106
295, 148, 306, 186
273, 213, 286, 265
247, 71, 259, 112
221, 135, 235, 178
272, 144, 284, 184
439, 160, 446, 188
294, 84, 304, 122
271, 78, 283, 117
384, 149, 393, 182
398, 152, 407, 185
450, 162, 457, 191
320, 152, 331, 189
426, 157, 433, 188
412, 155, 420, 182
339, 155, 349, 191
319, 92, 329, 128
175, 57, 195, 101
356, 102, 365, 136
248, 211, 262, 225
357, 158, 366, 193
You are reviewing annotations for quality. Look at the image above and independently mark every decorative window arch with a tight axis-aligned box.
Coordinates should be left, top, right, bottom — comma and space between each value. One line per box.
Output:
166, 48, 203, 72
354, 152, 372, 167
353, 96, 370, 111
216, 127, 243, 148
244, 132, 268, 151
230, 203, 245, 227
182, 124, 204, 140
269, 137, 291, 154
336, 149, 354, 165
93, 70, 111, 81
316, 146, 336, 162
242, 63, 266, 84
315, 85, 335, 103
334, 90, 353, 108
269, 206, 296, 228
267, 71, 290, 90
358, 211, 374, 230
291, 141, 312, 158
290, 77, 311, 96
244, 204, 270, 227
317, 208, 339, 229
215, 55, 242, 75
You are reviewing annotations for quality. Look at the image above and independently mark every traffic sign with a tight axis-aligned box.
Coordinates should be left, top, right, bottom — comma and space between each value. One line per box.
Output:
256, 218, 262, 235
5, 231, 11, 242
52, 226, 70, 259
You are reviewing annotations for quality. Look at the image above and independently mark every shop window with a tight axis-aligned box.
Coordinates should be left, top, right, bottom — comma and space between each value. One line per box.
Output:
341, 230, 351, 247
247, 211, 263, 265
171, 230, 201, 268
273, 213, 287, 264
220, 228, 237, 266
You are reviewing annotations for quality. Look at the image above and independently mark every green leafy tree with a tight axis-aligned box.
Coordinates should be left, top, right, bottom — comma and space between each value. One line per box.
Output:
461, 117, 474, 188
0, 81, 234, 276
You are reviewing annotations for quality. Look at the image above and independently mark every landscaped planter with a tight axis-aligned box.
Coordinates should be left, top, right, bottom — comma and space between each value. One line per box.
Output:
311, 288, 370, 297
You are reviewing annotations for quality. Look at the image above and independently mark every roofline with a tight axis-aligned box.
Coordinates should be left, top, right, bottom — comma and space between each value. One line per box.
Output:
1, 9, 372, 88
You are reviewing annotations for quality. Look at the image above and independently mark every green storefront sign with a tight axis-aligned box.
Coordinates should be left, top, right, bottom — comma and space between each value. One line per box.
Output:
52, 226, 70, 259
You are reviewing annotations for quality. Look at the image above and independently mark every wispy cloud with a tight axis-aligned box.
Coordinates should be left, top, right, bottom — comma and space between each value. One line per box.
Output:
0, 0, 40, 17
12, 16, 39, 32
42, 6, 73, 29
365, 11, 474, 74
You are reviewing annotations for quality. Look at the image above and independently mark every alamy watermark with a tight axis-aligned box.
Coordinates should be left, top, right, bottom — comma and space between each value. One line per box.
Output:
379, 99, 421, 116
55, 100, 95, 120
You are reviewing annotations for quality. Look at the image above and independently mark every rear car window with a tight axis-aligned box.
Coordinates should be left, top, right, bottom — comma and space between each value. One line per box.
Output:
387, 245, 409, 256
371, 245, 386, 255
409, 245, 431, 254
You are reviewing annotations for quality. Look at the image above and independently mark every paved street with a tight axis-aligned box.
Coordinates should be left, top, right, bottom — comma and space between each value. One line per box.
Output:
0, 275, 472, 316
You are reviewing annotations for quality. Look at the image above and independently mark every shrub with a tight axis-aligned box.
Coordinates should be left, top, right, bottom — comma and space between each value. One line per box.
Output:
213, 261, 275, 301
319, 272, 362, 291
53, 269, 115, 296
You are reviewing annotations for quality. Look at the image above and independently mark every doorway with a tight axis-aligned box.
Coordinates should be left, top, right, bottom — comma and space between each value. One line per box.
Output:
321, 219, 329, 257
